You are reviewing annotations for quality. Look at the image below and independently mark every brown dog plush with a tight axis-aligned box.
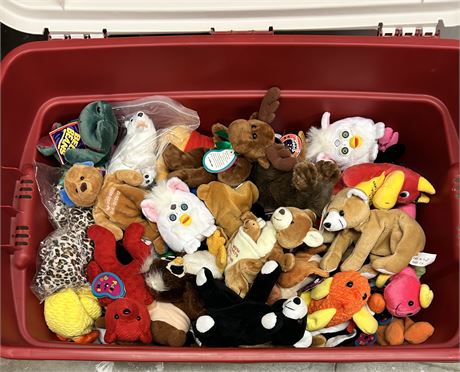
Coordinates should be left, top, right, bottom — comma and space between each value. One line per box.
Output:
63, 164, 165, 253
162, 88, 283, 187
197, 180, 259, 238
320, 188, 426, 276
145, 257, 206, 346
224, 207, 325, 297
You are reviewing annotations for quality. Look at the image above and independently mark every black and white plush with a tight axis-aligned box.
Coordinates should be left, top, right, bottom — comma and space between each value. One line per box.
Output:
192, 260, 312, 347
32, 186, 94, 301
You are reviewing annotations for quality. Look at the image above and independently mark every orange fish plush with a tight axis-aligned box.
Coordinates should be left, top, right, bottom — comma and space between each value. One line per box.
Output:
302, 271, 377, 334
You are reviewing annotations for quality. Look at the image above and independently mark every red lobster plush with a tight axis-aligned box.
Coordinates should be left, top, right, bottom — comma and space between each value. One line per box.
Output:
104, 297, 152, 344
87, 223, 154, 307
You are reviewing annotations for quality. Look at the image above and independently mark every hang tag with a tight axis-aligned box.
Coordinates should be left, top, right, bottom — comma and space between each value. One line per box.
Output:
91, 272, 126, 300
281, 133, 302, 157
49, 121, 86, 165
410, 252, 437, 267
202, 149, 237, 173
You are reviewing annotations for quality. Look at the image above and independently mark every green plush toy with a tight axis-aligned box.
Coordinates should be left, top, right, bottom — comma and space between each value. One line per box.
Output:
37, 101, 118, 167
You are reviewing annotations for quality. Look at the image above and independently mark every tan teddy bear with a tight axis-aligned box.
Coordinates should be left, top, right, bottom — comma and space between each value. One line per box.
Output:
63, 164, 165, 254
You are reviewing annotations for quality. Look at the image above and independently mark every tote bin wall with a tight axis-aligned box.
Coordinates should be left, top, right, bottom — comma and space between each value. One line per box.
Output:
1, 34, 459, 362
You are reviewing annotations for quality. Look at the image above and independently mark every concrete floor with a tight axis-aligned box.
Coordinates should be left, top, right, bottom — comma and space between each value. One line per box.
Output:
1, 359, 459, 372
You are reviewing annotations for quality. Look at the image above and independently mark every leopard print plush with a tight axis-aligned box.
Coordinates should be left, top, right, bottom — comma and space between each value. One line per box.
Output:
32, 186, 94, 301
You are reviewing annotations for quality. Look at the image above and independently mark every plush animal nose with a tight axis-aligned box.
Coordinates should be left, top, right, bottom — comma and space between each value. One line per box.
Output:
279, 208, 285, 215
123, 308, 131, 315
293, 297, 301, 305
137, 112, 144, 117
324, 222, 331, 228
80, 182, 87, 192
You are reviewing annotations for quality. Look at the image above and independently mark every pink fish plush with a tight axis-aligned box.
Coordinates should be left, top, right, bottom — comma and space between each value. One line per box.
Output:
383, 267, 433, 317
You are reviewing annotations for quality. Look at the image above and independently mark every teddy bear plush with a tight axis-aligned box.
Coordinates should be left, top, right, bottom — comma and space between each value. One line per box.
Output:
141, 177, 217, 254
104, 297, 152, 344
320, 188, 426, 276
61, 163, 165, 253
224, 207, 325, 297
193, 261, 312, 347
144, 257, 208, 346
197, 180, 260, 238
161, 88, 282, 188
250, 158, 340, 216
87, 223, 154, 307
37, 101, 119, 167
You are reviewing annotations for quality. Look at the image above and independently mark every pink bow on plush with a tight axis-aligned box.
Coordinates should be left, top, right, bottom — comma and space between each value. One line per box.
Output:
378, 127, 399, 151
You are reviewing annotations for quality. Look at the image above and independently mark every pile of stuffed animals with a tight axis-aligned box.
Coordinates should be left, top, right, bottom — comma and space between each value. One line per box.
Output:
33, 88, 437, 348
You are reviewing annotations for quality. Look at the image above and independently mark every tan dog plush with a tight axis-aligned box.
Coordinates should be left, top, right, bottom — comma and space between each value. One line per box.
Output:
224, 207, 325, 297
197, 180, 259, 238
320, 188, 425, 276
63, 164, 165, 253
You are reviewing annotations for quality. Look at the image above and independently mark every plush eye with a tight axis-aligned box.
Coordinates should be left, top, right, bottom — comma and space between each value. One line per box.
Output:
114, 314, 119, 319
80, 176, 84, 180
180, 203, 188, 211
96, 105, 101, 114
251, 125, 257, 129
339, 210, 345, 216
170, 204, 176, 210
346, 281, 353, 287
341, 147, 349, 155
75, 188, 79, 193
399, 191, 410, 198
342, 131, 350, 138
136, 316, 141, 321
169, 214, 177, 222
130, 117, 134, 122
362, 293, 367, 300
252, 133, 258, 139
408, 300, 414, 306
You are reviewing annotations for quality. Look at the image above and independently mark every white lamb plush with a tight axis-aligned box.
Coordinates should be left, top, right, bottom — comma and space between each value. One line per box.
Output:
141, 177, 217, 254
107, 111, 158, 188
306, 112, 386, 171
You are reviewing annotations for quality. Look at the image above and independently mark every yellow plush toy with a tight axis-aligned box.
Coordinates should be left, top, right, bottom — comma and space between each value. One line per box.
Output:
44, 287, 101, 343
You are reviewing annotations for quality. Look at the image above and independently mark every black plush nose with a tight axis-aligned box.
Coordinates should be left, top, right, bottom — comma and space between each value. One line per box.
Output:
123, 308, 131, 315
279, 208, 285, 215
137, 112, 144, 117
324, 222, 331, 228
293, 297, 301, 305
80, 182, 87, 192
171, 265, 184, 275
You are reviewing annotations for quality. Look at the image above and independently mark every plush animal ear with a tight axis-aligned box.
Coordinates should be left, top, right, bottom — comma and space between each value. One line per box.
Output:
321, 112, 331, 129
419, 284, 434, 308
196, 183, 210, 201
311, 277, 333, 300
257, 157, 271, 169
347, 188, 369, 203
211, 123, 228, 138
303, 229, 324, 248
166, 177, 189, 193
140, 199, 159, 223
316, 152, 334, 162
304, 209, 317, 222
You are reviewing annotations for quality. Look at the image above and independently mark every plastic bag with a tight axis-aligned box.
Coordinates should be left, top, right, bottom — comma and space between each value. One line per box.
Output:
31, 163, 94, 302
108, 96, 200, 187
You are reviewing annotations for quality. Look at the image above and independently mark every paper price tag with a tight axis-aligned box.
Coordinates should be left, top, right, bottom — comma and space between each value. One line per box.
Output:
202, 149, 237, 173
410, 252, 437, 267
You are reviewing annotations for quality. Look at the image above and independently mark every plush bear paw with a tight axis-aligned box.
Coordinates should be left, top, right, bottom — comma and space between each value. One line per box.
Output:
315, 160, 340, 183
196, 315, 215, 333
292, 161, 319, 191
261, 312, 278, 330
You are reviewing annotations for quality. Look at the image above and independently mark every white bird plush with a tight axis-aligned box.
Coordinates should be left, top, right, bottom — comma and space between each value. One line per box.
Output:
141, 177, 217, 254
107, 111, 158, 188
306, 112, 386, 171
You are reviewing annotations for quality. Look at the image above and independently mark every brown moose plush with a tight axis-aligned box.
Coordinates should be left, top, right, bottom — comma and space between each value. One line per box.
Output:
62, 164, 165, 253
162, 88, 289, 187
145, 257, 206, 346
320, 188, 426, 276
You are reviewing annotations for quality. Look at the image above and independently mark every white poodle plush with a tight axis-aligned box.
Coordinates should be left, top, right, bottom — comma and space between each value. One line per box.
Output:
107, 111, 158, 188
306, 112, 386, 170
141, 177, 217, 254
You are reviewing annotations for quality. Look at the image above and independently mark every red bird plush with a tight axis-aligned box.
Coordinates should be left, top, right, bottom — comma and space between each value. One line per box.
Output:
87, 223, 154, 307
104, 298, 152, 344
337, 163, 435, 210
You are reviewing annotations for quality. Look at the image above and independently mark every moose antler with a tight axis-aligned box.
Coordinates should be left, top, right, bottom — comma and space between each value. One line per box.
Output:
251, 87, 281, 124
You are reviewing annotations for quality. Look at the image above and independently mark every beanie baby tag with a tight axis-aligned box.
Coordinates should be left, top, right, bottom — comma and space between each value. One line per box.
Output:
49, 121, 86, 165
202, 139, 237, 173
409, 252, 437, 267
281, 133, 302, 157
91, 272, 126, 300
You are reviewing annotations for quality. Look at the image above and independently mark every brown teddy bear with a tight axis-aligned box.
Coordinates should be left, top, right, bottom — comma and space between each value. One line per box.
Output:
320, 188, 426, 276
144, 257, 206, 346
162, 88, 287, 187
224, 207, 325, 297
63, 164, 165, 254
197, 180, 260, 238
